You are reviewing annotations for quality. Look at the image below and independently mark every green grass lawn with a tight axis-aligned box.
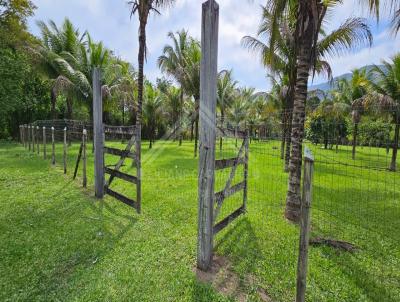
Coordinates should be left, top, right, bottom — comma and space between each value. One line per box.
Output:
0, 139, 399, 301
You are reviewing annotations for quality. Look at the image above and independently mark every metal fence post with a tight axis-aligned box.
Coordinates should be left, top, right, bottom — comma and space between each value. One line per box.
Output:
296, 147, 314, 302
197, 0, 219, 272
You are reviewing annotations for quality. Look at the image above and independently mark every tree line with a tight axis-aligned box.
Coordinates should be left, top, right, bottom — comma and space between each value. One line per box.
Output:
1, 0, 399, 224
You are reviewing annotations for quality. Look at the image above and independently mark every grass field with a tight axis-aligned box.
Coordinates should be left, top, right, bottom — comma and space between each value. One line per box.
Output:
0, 139, 399, 301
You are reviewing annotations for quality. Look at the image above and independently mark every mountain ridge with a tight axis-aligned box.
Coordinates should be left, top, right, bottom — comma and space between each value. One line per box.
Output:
309, 65, 381, 92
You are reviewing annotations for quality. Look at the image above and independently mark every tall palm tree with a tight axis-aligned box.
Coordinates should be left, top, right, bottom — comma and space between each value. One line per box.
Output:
243, 4, 372, 172
266, 0, 378, 223
217, 69, 237, 150
359, 54, 400, 171
158, 29, 189, 145
161, 85, 182, 138
179, 38, 201, 157
332, 69, 368, 159
143, 83, 164, 149
128, 0, 175, 179
36, 18, 83, 119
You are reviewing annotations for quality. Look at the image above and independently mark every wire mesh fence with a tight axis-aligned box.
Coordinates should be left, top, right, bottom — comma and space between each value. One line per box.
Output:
17, 114, 400, 301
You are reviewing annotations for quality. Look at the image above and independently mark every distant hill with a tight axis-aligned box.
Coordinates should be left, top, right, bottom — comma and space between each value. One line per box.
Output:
309, 65, 381, 92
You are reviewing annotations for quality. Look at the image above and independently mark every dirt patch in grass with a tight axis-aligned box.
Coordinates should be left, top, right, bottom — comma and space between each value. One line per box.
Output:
194, 255, 272, 301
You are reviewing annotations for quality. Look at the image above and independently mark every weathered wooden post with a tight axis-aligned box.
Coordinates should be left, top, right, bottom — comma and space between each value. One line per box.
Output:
93, 67, 104, 198
36, 126, 40, 154
63, 127, 67, 174
43, 127, 46, 159
19, 125, 22, 144
296, 147, 314, 302
51, 126, 55, 165
82, 129, 87, 188
197, 0, 219, 271
243, 131, 249, 211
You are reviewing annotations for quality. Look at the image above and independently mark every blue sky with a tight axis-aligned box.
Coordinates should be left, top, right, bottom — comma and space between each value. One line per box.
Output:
28, 0, 400, 91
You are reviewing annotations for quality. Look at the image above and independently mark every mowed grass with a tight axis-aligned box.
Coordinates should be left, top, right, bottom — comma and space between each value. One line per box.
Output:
0, 138, 399, 301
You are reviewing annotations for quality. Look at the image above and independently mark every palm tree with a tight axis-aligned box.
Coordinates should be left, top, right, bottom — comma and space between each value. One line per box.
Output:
161, 85, 182, 138
217, 69, 237, 150
332, 69, 368, 159
36, 18, 83, 119
359, 54, 400, 171
143, 83, 164, 149
128, 0, 175, 176
243, 4, 373, 173
158, 29, 189, 145
227, 87, 255, 146
179, 37, 201, 157
266, 0, 378, 223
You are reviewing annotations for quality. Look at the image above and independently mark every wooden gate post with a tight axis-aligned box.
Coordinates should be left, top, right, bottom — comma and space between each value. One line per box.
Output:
93, 67, 104, 198
243, 131, 249, 211
36, 126, 40, 154
63, 127, 67, 174
296, 147, 314, 302
82, 129, 87, 188
43, 127, 46, 159
197, 0, 219, 271
51, 126, 55, 165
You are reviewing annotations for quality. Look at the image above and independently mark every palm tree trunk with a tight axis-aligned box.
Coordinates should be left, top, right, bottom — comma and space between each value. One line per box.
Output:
66, 97, 73, 120
352, 123, 358, 160
51, 88, 57, 120
66, 97, 73, 146
280, 111, 286, 160
136, 20, 146, 214
390, 120, 399, 171
285, 10, 314, 223
190, 120, 194, 141
284, 115, 292, 172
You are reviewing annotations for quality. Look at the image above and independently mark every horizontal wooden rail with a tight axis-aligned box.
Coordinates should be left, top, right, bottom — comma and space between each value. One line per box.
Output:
105, 187, 138, 209
213, 206, 245, 235
214, 181, 246, 205
104, 146, 136, 159
104, 167, 138, 184
215, 157, 245, 170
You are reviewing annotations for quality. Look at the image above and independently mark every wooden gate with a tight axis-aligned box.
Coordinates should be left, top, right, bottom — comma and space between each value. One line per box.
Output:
103, 125, 141, 213
213, 128, 249, 234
